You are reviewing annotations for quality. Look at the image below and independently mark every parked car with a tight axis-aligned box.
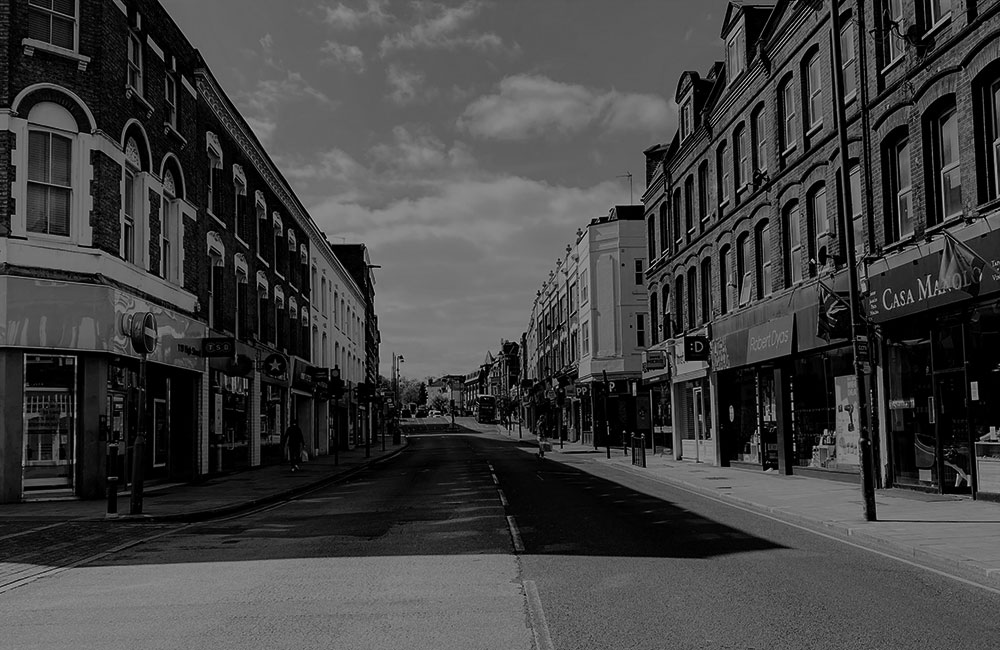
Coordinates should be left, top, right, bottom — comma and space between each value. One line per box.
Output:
415, 407, 429, 418
429, 409, 441, 417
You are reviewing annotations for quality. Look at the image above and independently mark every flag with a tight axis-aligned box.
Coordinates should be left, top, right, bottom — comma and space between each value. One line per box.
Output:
939, 233, 985, 298
817, 282, 851, 342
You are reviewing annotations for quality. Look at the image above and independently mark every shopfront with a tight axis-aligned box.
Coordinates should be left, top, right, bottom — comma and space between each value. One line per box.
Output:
260, 352, 290, 466
668, 335, 713, 463
869, 227, 1000, 499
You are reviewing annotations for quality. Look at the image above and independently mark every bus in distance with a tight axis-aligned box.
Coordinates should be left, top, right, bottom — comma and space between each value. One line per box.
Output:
475, 394, 496, 424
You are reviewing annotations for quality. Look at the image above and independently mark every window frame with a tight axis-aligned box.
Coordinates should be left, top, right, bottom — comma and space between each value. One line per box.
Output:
805, 52, 823, 131
164, 73, 178, 130
752, 104, 768, 174
840, 20, 857, 102
717, 140, 730, 208
127, 30, 144, 96
734, 124, 749, 192
780, 77, 797, 154
726, 25, 746, 83
27, 0, 78, 53
886, 136, 913, 243
783, 202, 803, 287
932, 107, 962, 224
756, 220, 773, 299
25, 128, 73, 238
719, 245, 731, 315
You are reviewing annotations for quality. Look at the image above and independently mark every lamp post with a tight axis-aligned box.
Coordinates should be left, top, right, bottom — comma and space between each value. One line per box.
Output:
330, 365, 344, 466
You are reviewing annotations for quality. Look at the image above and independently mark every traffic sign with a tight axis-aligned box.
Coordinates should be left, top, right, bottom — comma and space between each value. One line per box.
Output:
129, 312, 157, 355
202, 337, 235, 357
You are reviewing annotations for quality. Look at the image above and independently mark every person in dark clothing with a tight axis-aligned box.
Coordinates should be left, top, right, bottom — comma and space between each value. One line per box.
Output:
281, 419, 305, 471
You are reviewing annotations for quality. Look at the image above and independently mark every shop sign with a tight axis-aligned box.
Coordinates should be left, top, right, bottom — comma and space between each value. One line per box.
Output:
867, 228, 1000, 323
684, 336, 710, 362
262, 353, 288, 380
643, 349, 667, 371
745, 315, 795, 364
202, 337, 235, 357
889, 398, 915, 409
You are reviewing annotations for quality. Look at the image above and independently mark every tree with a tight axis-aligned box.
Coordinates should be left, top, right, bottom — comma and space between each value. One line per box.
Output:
417, 382, 428, 405
429, 394, 449, 412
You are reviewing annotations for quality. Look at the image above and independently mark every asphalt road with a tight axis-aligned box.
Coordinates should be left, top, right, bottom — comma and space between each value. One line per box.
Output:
3, 423, 1000, 649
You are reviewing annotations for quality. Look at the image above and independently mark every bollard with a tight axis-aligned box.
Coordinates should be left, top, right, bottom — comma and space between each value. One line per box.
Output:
106, 442, 119, 519
640, 434, 646, 468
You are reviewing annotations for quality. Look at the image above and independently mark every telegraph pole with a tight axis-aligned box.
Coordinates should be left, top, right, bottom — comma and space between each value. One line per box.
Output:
829, 0, 876, 521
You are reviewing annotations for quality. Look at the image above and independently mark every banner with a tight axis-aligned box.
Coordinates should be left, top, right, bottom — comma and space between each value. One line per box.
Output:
834, 375, 860, 466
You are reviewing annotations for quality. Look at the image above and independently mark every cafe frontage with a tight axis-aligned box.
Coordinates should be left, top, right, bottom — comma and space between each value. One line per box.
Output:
867, 224, 1000, 500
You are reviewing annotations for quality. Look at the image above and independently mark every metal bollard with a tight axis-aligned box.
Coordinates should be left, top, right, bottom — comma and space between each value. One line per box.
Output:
640, 434, 646, 468
106, 442, 119, 519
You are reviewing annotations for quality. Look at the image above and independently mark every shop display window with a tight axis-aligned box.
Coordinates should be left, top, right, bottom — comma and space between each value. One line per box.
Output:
791, 348, 859, 473
886, 327, 936, 488
210, 371, 251, 471
23, 355, 77, 493
964, 301, 1000, 496
719, 368, 759, 465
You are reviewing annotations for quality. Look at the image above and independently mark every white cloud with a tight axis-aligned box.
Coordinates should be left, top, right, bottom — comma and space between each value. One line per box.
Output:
240, 71, 337, 126
457, 74, 673, 140
379, 0, 511, 55
245, 116, 278, 145
320, 40, 366, 72
370, 126, 474, 173
322, 0, 391, 29
386, 64, 429, 105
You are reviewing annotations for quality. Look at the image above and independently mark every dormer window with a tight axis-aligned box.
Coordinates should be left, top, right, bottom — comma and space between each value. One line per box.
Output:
679, 96, 694, 141
726, 25, 746, 83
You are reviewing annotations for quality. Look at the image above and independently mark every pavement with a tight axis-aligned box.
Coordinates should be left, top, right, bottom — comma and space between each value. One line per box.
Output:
493, 423, 1000, 592
0, 438, 409, 525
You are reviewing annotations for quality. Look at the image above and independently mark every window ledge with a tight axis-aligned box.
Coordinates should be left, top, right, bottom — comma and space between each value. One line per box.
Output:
163, 122, 187, 145
235, 234, 249, 249
209, 211, 227, 229
805, 122, 822, 138
125, 86, 154, 118
881, 54, 905, 76
781, 143, 797, 158
22, 38, 90, 70
256, 254, 270, 268
925, 14, 952, 41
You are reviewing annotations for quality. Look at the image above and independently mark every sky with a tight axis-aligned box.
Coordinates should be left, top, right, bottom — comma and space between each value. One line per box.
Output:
162, 0, 734, 381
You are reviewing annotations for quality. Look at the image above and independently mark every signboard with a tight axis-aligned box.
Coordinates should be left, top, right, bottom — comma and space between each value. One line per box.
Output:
745, 315, 795, 364
129, 311, 158, 355
867, 228, 1000, 323
202, 337, 235, 357
684, 336, 710, 362
643, 349, 667, 371
835, 375, 860, 466
566, 385, 578, 398
262, 353, 288, 380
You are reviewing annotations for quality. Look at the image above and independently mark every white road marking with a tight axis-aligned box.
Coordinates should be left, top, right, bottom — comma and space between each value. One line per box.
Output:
506, 515, 524, 553
497, 489, 509, 507
523, 580, 555, 650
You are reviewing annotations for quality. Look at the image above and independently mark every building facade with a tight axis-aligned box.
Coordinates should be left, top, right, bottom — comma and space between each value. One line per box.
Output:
642, 0, 1000, 501
0, 0, 372, 503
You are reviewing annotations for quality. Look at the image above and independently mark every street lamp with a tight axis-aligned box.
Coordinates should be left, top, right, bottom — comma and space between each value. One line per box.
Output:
330, 365, 344, 465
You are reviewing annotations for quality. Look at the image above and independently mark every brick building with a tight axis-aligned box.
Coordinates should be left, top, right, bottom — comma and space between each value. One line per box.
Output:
642, 0, 1000, 501
0, 0, 372, 503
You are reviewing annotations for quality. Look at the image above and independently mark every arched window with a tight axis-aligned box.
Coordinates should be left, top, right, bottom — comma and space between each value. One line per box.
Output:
26, 103, 76, 238
737, 232, 752, 306
719, 244, 731, 315
697, 161, 710, 223
717, 140, 730, 207
734, 124, 749, 192
803, 50, 823, 131
700, 258, 712, 324
658, 202, 669, 255
674, 275, 684, 334
650, 291, 659, 345
686, 267, 697, 329
779, 76, 796, 152
684, 175, 695, 233
783, 202, 802, 287
756, 220, 773, 299
647, 214, 657, 261
672, 188, 682, 247
808, 184, 830, 274
661, 284, 670, 338
925, 99, 962, 225
883, 132, 913, 243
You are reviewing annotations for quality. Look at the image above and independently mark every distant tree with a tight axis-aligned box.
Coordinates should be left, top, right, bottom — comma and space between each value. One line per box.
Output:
430, 394, 448, 412
417, 382, 428, 405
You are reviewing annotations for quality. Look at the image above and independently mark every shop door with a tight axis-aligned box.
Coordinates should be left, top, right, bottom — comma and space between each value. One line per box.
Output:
22, 355, 77, 495
692, 387, 705, 462
933, 370, 973, 494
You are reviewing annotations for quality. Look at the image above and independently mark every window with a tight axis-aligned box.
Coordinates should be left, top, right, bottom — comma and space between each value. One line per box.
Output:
273, 224, 284, 275
258, 287, 270, 343
756, 221, 773, 299
582, 321, 590, 356
127, 31, 143, 95
210, 260, 224, 331
647, 215, 656, 262
928, 106, 962, 224
164, 74, 177, 129
26, 130, 71, 237
686, 267, 697, 329
321, 277, 327, 312
674, 275, 685, 334
28, 0, 76, 51
234, 175, 247, 243
737, 233, 752, 307
580, 272, 588, 304
717, 141, 730, 207
752, 104, 767, 174
672, 190, 683, 247
569, 282, 577, 313
805, 52, 823, 130
650, 292, 659, 345
636, 313, 646, 348
680, 98, 694, 141
926, 0, 951, 27
840, 21, 856, 100
884, 0, 905, 65
236, 273, 248, 340
276, 299, 286, 350
719, 245, 731, 315
784, 202, 803, 286
160, 169, 181, 283
886, 137, 913, 243
658, 202, 669, 255
809, 185, 830, 272
121, 164, 138, 263
780, 77, 796, 152
256, 202, 268, 263
698, 161, 709, 223
700, 258, 712, 324
207, 150, 221, 214
684, 176, 694, 232
850, 165, 864, 259
726, 26, 746, 81
661, 285, 671, 338
734, 125, 749, 191
634, 259, 644, 285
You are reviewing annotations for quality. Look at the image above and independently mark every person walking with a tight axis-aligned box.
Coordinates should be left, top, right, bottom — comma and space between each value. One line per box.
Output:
535, 412, 550, 459
282, 418, 305, 472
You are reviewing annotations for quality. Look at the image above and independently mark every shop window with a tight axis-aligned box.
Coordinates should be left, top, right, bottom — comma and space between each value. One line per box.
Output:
779, 76, 796, 153
700, 257, 712, 323
791, 348, 859, 472
716, 140, 730, 207
28, 0, 77, 51
804, 49, 823, 130
27, 129, 72, 237
22, 355, 77, 493
686, 267, 697, 329
925, 102, 962, 225
784, 202, 803, 287
719, 244, 731, 315
884, 135, 914, 243
734, 124, 749, 193
756, 220, 773, 299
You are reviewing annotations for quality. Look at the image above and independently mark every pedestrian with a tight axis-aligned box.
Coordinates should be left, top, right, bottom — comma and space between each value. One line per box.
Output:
281, 418, 305, 471
535, 412, 550, 459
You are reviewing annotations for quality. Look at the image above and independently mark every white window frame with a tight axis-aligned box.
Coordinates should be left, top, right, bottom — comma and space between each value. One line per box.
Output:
806, 54, 823, 130
726, 26, 746, 83
735, 125, 749, 190
164, 73, 177, 130
753, 105, 767, 173
120, 138, 144, 266
159, 170, 183, 283
255, 191, 268, 266
786, 203, 803, 285
937, 108, 962, 221
27, 0, 78, 53
679, 97, 693, 141
884, 0, 905, 67
25, 128, 74, 239
233, 165, 247, 245
127, 30, 143, 96
840, 22, 857, 102
893, 139, 914, 240
926, 0, 952, 29
781, 79, 796, 153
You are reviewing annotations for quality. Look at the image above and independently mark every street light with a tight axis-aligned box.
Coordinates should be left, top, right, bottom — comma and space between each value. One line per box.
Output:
330, 365, 344, 466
